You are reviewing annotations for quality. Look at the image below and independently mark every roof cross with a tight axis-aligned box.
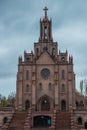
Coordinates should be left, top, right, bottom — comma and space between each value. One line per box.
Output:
43, 6, 48, 18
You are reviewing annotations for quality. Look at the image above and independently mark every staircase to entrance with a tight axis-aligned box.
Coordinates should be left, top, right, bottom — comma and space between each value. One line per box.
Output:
56, 111, 71, 130
6, 110, 77, 130
7, 111, 27, 130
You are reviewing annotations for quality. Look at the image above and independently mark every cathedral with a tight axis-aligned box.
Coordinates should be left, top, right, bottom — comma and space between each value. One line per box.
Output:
0, 7, 87, 130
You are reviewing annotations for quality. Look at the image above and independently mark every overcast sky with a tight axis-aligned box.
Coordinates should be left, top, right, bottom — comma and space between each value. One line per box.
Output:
0, 0, 87, 97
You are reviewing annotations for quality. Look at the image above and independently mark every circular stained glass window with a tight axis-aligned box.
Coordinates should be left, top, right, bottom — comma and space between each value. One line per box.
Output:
41, 68, 50, 79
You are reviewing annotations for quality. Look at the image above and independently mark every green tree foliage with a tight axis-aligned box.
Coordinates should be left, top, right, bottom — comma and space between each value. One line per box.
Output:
79, 79, 87, 96
7, 92, 15, 107
0, 95, 9, 108
0, 92, 15, 109
84, 79, 87, 96
80, 80, 83, 94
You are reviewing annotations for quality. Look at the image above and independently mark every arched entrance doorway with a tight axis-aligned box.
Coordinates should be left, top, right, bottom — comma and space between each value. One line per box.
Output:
33, 115, 51, 128
61, 100, 66, 111
84, 122, 87, 129
25, 100, 30, 110
77, 117, 82, 125
41, 99, 50, 111
3, 117, 8, 124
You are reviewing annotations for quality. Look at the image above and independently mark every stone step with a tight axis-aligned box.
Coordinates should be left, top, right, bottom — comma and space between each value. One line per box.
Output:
8, 111, 27, 130
55, 112, 71, 129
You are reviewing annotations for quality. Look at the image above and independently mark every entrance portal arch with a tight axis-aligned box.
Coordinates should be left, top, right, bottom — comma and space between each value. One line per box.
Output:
33, 115, 51, 128
41, 98, 50, 111
37, 95, 54, 111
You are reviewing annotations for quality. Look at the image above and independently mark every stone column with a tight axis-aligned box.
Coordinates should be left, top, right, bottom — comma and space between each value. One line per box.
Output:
31, 80, 36, 110
54, 82, 59, 110
68, 81, 73, 110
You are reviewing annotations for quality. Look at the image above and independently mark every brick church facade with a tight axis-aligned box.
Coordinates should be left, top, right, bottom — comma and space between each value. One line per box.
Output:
0, 7, 87, 130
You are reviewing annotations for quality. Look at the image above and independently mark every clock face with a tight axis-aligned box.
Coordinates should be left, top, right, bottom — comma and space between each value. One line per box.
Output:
41, 68, 50, 79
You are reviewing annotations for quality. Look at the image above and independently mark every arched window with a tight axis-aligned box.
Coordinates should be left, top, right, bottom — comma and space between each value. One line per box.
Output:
36, 48, 39, 55
61, 57, 65, 61
49, 83, 52, 90
26, 84, 29, 92
38, 83, 42, 90
77, 117, 82, 125
61, 84, 65, 92
61, 100, 66, 111
3, 117, 8, 124
25, 100, 30, 110
76, 101, 79, 107
52, 48, 55, 56
26, 70, 29, 80
44, 26, 47, 39
62, 70, 65, 79
80, 101, 84, 107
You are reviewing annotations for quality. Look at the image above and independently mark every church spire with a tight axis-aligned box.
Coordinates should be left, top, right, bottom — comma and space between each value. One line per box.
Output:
34, 7, 57, 58
39, 7, 53, 42
43, 6, 48, 18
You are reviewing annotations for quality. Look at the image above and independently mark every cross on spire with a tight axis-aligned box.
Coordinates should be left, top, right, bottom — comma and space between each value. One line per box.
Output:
43, 6, 48, 18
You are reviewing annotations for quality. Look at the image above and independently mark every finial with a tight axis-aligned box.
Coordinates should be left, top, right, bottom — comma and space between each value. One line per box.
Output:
43, 6, 48, 18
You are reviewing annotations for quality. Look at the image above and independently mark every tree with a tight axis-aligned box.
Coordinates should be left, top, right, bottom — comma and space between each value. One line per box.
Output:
84, 79, 87, 96
0, 95, 8, 108
0, 92, 16, 109
80, 80, 83, 94
79, 79, 87, 96
7, 92, 16, 107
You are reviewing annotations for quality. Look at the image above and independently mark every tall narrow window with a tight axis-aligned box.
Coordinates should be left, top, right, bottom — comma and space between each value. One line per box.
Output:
61, 100, 66, 111
77, 117, 82, 125
36, 48, 39, 56
52, 48, 55, 56
76, 101, 78, 107
26, 84, 29, 92
3, 117, 8, 124
49, 83, 53, 90
25, 100, 30, 110
38, 83, 42, 90
80, 101, 84, 107
44, 26, 47, 39
61, 84, 65, 92
26, 70, 29, 80
62, 70, 65, 79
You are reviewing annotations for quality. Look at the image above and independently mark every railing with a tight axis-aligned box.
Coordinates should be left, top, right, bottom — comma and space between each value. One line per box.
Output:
76, 106, 86, 110
0, 107, 14, 111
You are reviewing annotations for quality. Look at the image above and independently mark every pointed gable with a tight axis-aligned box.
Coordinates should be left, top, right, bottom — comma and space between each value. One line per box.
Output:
36, 51, 55, 65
